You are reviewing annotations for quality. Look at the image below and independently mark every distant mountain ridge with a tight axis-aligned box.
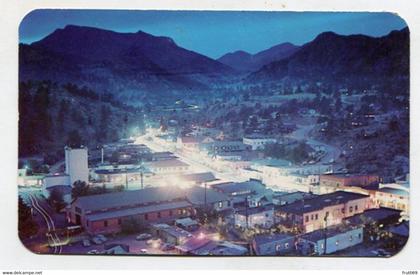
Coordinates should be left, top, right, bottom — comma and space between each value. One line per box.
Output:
247, 28, 409, 83
218, 42, 300, 72
20, 25, 234, 95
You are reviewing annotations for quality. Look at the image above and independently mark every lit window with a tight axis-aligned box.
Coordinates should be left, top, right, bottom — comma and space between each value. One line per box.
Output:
335, 240, 339, 246
285, 243, 289, 249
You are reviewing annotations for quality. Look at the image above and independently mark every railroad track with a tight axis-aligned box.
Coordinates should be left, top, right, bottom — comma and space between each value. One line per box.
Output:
28, 193, 62, 254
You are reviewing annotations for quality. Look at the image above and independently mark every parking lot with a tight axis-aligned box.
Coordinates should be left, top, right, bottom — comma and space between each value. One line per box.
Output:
61, 233, 180, 255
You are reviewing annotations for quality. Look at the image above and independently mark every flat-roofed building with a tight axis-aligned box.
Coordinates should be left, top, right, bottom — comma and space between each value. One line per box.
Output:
320, 174, 380, 189
373, 187, 409, 215
276, 191, 371, 233
67, 187, 194, 234
41, 173, 71, 198
234, 204, 275, 229
252, 233, 295, 255
150, 223, 193, 245
178, 172, 218, 185
297, 226, 363, 255
243, 135, 277, 150
146, 159, 190, 175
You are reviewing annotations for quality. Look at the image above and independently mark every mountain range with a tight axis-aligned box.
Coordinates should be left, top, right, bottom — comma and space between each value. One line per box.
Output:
217, 42, 300, 72
20, 25, 409, 99
247, 27, 409, 83
20, 25, 233, 95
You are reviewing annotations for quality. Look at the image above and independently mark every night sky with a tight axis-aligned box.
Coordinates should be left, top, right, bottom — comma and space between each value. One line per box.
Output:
19, 10, 407, 59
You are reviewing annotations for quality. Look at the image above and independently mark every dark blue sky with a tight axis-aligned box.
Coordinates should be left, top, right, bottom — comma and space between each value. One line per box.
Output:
19, 10, 407, 59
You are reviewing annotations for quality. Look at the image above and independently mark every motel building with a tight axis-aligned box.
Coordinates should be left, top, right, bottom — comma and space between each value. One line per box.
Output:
372, 187, 409, 215
67, 187, 195, 235
275, 191, 372, 233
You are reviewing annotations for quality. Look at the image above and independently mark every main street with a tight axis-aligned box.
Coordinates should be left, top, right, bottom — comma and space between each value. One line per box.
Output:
135, 134, 248, 183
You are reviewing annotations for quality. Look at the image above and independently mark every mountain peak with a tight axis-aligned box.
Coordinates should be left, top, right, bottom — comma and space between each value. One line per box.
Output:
314, 31, 340, 41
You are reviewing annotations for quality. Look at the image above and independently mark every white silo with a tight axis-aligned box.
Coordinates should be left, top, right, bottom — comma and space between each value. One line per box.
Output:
65, 146, 89, 185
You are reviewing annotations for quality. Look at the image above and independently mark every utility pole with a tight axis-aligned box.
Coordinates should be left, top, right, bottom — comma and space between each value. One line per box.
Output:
323, 211, 329, 255
101, 146, 104, 164
245, 196, 249, 230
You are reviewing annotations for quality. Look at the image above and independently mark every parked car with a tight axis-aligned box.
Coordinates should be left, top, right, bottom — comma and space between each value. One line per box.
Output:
138, 249, 148, 254
136, 233, 152, 241
371, 249, 391, 257
161, 243, 175, 251
82, 239, 91, 247
376, 249, 391, 257
87, 249, 100, 254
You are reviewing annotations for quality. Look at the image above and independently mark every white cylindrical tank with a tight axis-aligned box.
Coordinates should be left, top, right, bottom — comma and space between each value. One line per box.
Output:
65, 146, 89, 185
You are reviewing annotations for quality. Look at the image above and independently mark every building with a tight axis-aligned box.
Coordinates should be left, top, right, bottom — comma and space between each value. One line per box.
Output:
297, 226, 363, 255
177, 136, 201, 152
185, 186, 232, 213
67, 187, 194, 234
146, 159, 190, 175
150, 151, 177, 161
211, 179, 274, 208
319, 174, 380, 189
234, 204, 274, 229
92, 166, 148, 184
200, 141, 251, 156
65, 146, 89, 184
175, 217, 199, 231
251, 159, 332, 192
275, 191, 371, 233
372, 187, 409, 215
176, 238, 248, 255
239, 167, 263, 181
41, 173, 71, 198
243, 136, 277, 150
252, 233, 295, 255
272, 191, 318, 206
178, 172, 218, 185
150, 223, 193, 245
17, 168, 43, 186
345, 208, 402, 227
